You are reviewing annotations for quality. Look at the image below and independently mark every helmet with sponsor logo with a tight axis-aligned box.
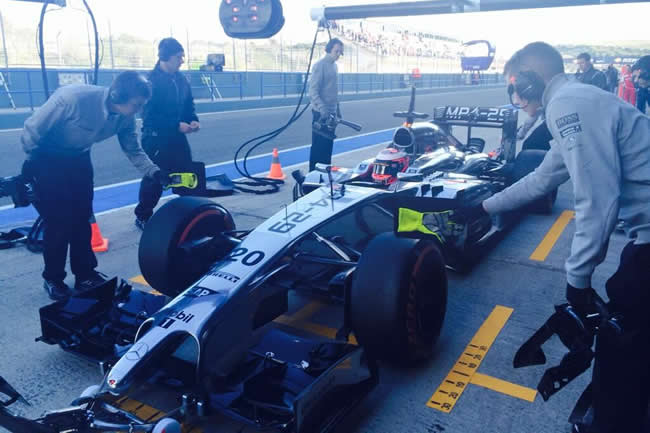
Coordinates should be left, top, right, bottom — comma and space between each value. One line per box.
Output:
371, 148, 410, 185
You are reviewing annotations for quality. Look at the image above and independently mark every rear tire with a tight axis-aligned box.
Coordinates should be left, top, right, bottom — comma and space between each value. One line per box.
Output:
511, 150, 557, 214
139, 197, 235, 297
349, 233, 447, 364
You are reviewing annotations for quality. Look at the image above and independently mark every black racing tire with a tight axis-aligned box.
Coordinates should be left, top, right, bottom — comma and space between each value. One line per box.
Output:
511, 150, 557, 215
139, 197, 235, 297
349, 233, 447, 364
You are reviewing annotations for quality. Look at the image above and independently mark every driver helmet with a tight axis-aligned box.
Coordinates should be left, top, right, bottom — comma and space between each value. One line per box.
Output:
371, 148, 409, 185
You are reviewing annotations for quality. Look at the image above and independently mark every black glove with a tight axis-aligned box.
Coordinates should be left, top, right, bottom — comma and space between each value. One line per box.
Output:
21, 159, 36, 182
566, 284, 603, 319
151, 169, 172, 188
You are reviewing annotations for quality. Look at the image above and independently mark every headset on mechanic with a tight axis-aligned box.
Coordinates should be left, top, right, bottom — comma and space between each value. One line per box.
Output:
20, 71, 168, 302
506, 65, 552, 152
134, 37, 201, 230
308, 37, 343, 171
462, 41, 650, 433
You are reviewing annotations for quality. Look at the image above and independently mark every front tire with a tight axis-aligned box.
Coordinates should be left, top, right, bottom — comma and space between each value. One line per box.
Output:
349, 233, 447, 364
139, 197, 235, 297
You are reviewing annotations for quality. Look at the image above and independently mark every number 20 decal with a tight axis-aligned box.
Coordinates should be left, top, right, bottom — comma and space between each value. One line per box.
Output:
226, 248, 265, 266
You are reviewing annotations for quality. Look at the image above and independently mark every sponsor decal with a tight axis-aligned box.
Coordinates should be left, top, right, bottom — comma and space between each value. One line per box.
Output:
443, 106, 510, 122
159, 310, 195, 329
560, 124, 582, 138
185, 286, 221, 297
555, 113, 580, 129
210, 271, 241, 283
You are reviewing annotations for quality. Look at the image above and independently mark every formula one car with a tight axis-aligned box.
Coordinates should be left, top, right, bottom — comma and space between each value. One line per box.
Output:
0, 103, 554, 433
294, 87, 519, 196
2, 179, 451, 432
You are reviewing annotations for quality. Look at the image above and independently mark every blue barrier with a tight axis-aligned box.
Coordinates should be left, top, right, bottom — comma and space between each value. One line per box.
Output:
0, 68, 503, 111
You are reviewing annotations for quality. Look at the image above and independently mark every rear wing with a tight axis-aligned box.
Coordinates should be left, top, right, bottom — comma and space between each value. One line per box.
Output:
433, 105, 518, 162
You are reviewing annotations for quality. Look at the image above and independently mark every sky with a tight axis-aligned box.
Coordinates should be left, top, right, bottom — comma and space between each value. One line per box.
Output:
0, 0, 649, 58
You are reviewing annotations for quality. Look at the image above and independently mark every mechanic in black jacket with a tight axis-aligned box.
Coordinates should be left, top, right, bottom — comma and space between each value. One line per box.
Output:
632, 56, 650, 114
507, 69, 552, 152
134, 37, 200, 229
575, 53, 607, 90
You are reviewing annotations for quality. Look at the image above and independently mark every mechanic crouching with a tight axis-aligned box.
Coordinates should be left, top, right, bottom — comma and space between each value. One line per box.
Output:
134, 37, 200, 229
21, 71, 166, 301
464, 42, 650, 433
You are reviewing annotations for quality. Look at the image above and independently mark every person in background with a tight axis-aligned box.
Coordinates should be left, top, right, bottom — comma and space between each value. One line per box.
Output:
134, 37, 200, 230
618, 64, 637, 106
308, 38, 343, 171
604, 64, 619, 93
506, 67, 552, 152
575, 52, 607, 90
632, 55, 650, 114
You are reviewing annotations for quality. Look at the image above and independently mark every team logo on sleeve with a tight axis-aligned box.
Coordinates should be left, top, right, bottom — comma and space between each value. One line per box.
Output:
556, 113, 582, 138
555, 113, 580, 129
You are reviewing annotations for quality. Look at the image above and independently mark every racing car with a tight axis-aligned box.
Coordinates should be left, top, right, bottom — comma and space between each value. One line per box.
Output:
0, 103, 555, 433
2, 176, 451, 432
294, 86, 517, 196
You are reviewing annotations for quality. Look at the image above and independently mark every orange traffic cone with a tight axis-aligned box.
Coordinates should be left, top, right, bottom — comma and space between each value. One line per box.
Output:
267, 148, 286, 180
90, 214, 109, 253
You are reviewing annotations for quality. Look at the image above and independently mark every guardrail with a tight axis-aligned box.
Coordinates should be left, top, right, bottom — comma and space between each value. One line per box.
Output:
0, 68, 503, 111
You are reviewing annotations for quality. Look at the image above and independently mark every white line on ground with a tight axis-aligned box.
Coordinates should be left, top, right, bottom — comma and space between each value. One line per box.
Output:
95, 141, 388, 217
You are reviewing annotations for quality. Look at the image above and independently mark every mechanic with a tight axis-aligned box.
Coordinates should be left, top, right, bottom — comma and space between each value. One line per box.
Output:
134, 37, 200, 229
308, 38, 343, 171
21, 71, 166, 301
506, 65, 552, 152
465, 42, 650, 433
632, 55, 650, 114
604, 64, 619, 93
575, 52, 608, 90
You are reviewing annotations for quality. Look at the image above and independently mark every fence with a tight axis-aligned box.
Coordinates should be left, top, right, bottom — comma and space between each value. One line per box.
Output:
0, 68, 503, 111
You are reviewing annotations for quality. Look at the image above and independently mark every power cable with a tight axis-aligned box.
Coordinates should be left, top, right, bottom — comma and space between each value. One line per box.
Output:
229, 22, 330, 194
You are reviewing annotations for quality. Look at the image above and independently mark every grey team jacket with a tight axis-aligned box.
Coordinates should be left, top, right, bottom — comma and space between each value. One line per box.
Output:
484, 74, 650, 288
308, 55, 338, 115
21, 84, 158, 177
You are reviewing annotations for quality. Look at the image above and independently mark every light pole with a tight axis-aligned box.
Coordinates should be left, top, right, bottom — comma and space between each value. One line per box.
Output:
56, 31, 62, 66
0, 10, 9, 70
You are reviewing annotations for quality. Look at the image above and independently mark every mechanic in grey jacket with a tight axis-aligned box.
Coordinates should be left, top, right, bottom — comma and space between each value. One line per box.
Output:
21, 71, 164, 301
308, 38, 343, 171
476, 42, 650, 433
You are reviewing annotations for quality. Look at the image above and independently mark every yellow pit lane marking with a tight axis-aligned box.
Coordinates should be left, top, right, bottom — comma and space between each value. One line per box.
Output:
470, 373, 536, 402
274, 301, 358, 345
129, 275, 164, 296
112, 397, 203, 432
129, 278, 357, 343
529, 210, 575, 262
427, 305, 533, 413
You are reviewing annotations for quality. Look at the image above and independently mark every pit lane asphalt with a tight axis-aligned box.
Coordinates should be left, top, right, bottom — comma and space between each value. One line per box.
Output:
0, 89, 629, 433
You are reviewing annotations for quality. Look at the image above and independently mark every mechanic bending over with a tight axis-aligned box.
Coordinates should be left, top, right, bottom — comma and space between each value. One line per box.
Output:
507, 68, 552, 152
465, 42, 650, 433
134, 37, 200, 230
21, 71, 168, 301
308, 37, 343, 171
